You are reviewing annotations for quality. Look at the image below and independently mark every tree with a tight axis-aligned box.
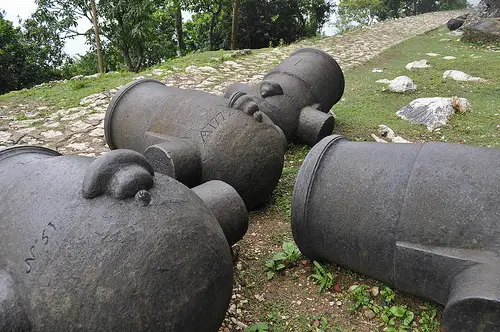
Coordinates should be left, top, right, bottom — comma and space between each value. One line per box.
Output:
34, 0, 105, 73
172, 0, 186, 54
183, 0, 232, 51
90, 0, 104, 73
0, 11, 27, 93
100, 0, 177, 72
231, 0, 241, 50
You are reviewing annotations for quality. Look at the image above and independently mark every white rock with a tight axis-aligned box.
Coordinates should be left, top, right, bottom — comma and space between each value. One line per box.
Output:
372, 68, 384, 72
133, 76, 145, 80
86, 73, 101, 78
89, 128, 105, 137
41, 130, 63, 138
406, 60, 431, 70
198, 66, 218, 73
443, 56, 456, 60
37, 106, 49, 111
223, 60, 240, 67
376, 79, 392, 84
0, 131, 12, 142
70, 120, 92, 132
152, 69, 164, 76
70, 75, 84, 81
66, 142, 92, 151
426, 53, 440, 57
443, 70, 485, 82
44, 122, 60, 128
396, 97, 471, 131
185, 65, 198, 73
387, 76, 417, 93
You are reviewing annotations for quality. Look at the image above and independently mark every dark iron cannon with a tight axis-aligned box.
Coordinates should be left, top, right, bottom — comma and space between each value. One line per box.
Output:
0, 146, 248, 331
292, 136, 500, 332
224, 48, 345, 146
105, 78, 286, 209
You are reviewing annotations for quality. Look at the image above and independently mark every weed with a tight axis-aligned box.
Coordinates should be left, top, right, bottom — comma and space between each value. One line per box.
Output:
245, 322, 269, 332
415, 304, 441, 332
348, 285, 372, 312
264, 241, 301, 280
310, 261, 335, 293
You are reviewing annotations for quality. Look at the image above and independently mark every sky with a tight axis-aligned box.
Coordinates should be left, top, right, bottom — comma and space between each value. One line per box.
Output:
1, 0, 481, 57
0, 0, 91, 56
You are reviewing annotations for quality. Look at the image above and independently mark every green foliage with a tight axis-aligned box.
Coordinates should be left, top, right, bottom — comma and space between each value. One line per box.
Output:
347, 284, 441, 331
310, 261, 335, 293
0, 10, 67, 94
100, 0, 177, 72
244, 322, 269, 332
264, 241, 302, 280
348, 285, 372, 312
335, 0, 382, 34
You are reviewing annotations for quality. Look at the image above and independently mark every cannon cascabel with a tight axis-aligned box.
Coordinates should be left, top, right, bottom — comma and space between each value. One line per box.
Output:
0, 146, 248, 331
224, 48, 345, 146
292, 136, 500, 332
105, 78, 286, 209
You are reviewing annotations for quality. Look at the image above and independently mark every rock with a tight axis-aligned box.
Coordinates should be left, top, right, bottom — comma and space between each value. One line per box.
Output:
185, 65, 198, 73
231, 49, 252, 57
86, 73, 101, 79
41, 130, 63, 139
37, 106, 49, 111
372, 68, 384, 72
378, 125, 411, 143
387, 76, 417, 93
443, 70, 486, 82
66, 142, 92, 151
152, 69, 164, 76
133, 76, 145, 80
364, 309, 376, 320
463, 18, 500, 43
25, 112, 40, 119
371, 286, 379, 297
396, 97, 471, 130
405, 59, 431, 70
198, 66, 218, 73
443, 56, 457, 60
426, 53, 440, 57
0, 131, 12, 142
376, 79, 392, 84
70, 75, 84, 81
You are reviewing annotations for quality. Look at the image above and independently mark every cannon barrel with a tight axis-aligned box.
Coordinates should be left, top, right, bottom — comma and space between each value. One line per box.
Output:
0, 146, 248, 331
224, 48, 345, 146
292, 136, 500, 332
105, 78, 286, 209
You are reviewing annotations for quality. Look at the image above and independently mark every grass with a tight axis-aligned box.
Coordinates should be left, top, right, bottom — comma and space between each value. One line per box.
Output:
333, 26, 500, 148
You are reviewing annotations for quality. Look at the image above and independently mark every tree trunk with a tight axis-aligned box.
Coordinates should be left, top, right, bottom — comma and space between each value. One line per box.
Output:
173, 0, 185, 55
231, 0, 241, 50
90, 0, 104, 74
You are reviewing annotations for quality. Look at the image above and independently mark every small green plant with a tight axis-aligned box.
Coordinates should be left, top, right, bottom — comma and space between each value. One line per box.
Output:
264, 241, 301, 279
416, 305, 441, 332
68, 79, 89, 90
310, 261, 335, 293
245, 322, 269, 332
348, 285, 372, 312
379, 305, 415, 331
380, 286, 396, 304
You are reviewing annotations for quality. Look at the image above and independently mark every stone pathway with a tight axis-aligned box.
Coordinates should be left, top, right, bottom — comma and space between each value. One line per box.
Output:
0, 10, 464, 156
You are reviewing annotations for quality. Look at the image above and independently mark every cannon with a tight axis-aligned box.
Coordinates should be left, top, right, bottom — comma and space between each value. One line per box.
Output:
105, 78, 286, 209
223, 48, 345, 146
292, 136, 500, 332
0, 145, 248, 331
